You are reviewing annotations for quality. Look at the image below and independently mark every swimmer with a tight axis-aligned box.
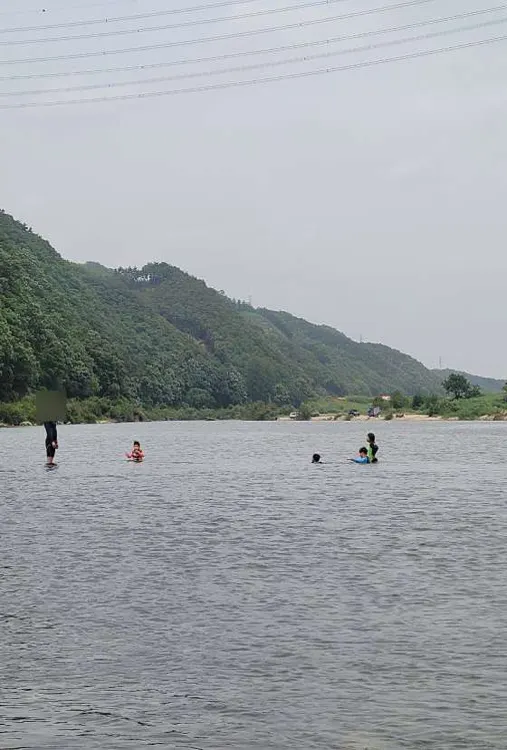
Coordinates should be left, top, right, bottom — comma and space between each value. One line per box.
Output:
126, 440, 144, 462
348, 447, 370, 464
312, 453, 322, 463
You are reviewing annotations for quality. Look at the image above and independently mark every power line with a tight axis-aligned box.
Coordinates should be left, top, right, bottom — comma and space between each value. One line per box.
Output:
0, 5, 503, 81
0, 0, 323, 33
0, 0, 142, 17
1, 32, 505, 109
3, 17, 506, 98
0, 0, 444, 64
0, 0, 438, 46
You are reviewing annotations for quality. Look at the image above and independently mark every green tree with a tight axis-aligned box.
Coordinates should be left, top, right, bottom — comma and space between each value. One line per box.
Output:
442, 373, 473, 399
425, 394, 441, 416
503, 382, 507, 402
273, 383, 291, 406
412, 393, 425, 410
296, 402, 312, 420
390, 390, 406, 410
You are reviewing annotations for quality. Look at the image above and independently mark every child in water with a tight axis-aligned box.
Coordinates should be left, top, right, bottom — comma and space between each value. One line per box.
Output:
367, 432, 379, 463
126, 440, 144, 462
349, 447, 370, 464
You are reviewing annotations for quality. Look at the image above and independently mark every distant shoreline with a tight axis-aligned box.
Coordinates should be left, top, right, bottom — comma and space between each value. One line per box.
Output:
299, 413, 506, 423
305, 413, 443, 422
2, 413, 507, 428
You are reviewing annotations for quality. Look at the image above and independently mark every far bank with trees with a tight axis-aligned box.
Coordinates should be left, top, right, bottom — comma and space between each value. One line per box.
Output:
1, 373, 506, 426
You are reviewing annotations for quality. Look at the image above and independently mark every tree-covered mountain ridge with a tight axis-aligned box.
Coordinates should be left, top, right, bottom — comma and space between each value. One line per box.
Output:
0, 209, 488, 411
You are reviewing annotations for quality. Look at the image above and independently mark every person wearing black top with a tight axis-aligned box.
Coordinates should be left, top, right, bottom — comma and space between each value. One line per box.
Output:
367, 432, 379, 463
44, 421, 58, 465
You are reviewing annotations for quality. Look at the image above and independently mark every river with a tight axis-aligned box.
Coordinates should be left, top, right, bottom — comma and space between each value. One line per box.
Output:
1, 420, 506, 749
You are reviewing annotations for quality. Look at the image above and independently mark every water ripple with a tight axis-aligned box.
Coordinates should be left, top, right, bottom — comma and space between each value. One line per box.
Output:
1, 420, 506, 749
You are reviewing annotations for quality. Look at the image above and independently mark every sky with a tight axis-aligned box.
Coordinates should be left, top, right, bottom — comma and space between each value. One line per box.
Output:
0, 0, 506, 377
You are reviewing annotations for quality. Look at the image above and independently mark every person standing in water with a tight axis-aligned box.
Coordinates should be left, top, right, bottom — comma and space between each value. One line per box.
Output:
44, 421, 58, 465
367, 432, 379, 463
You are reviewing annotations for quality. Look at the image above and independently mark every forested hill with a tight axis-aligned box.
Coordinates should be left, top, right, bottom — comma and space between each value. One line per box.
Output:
0, 209, 444, 408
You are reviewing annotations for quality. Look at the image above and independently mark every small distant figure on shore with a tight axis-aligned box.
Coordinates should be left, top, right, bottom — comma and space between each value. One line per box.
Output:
44, 421, 58, 466
367, 432, 379, 463
312, 453, 322, 464
126, 440, 144, 462
349, 447, 369, 464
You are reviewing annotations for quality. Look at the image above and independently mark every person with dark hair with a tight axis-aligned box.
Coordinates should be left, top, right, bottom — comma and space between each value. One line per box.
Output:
312, 453, 322, 463
349, 447, 370, 464
126, 440, 144, 462
44, 421, 58, 465
367, 432, 379, 463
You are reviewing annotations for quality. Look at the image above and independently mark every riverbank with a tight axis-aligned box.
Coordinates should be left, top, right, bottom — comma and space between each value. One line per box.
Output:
3, 411, 507, 428
303, 393, 507, 423
1, 393, 506, 427
278, 412, 507, 423
0, 397, 284, 427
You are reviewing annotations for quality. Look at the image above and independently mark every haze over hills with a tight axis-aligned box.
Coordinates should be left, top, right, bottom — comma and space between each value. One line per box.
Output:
0, 209, 497, 409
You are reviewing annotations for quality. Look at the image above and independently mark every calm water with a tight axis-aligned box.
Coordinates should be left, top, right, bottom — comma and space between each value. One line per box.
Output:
1, 420, 506, 750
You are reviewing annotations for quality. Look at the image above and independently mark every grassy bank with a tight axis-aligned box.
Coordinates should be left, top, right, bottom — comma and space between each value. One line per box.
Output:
1, 393, 506, 427
303, 394, 507, 421
421, 393, 507, 420
0, 396, 288, 426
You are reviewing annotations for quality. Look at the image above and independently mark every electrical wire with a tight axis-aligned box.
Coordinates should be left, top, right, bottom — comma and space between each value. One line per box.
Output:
0, 0, 446, 64
2, 17, 506, 97
1, 32, 505, 109
0, 0, 341, 33
0, 0, 142, 17
0, 0, 439, 46
0, 4, 503, 81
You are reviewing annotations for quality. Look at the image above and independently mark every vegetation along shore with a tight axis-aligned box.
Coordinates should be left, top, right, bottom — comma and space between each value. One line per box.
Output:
2, 387, 506, 427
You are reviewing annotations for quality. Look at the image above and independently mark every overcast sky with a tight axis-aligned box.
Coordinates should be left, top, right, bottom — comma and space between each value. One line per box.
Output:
1, 0, 506, 377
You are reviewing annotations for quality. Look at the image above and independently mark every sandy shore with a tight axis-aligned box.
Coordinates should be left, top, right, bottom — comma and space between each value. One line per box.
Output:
278, 413, 506, 423
278, 413, 441, 422
313, 413, 443, 422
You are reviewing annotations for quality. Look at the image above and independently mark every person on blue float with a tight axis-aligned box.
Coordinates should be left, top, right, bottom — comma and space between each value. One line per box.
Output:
350, 447, 370, 464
